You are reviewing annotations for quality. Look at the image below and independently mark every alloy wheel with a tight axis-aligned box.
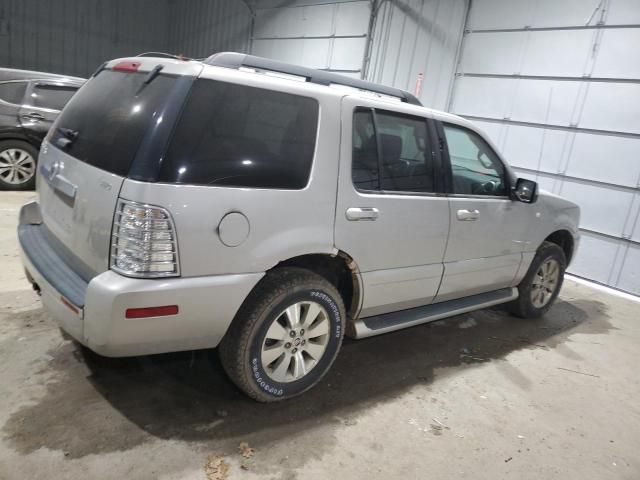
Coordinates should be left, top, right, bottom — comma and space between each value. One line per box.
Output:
260, 301, 330, 383
530, 258, 560, 308
0, 148, 36, 185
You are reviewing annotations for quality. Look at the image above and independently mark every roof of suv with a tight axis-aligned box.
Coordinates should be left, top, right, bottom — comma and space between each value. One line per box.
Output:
103, 53, 473, 130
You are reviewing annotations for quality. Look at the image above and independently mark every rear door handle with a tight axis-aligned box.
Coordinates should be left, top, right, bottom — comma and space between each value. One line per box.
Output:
456, 209, 480, 221
21, 112, 45, 122
346, 207, 379, 221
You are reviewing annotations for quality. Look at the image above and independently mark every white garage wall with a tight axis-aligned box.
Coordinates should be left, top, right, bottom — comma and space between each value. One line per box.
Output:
251, 0, 370, 78
450, 0, 640, 295
365, 0, 468, 110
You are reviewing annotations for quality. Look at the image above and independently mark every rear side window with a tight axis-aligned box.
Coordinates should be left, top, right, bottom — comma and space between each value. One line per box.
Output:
0, 81, 27, 104
352, 108, 436, 193
31, 84, 78, 111
51, 70, 176, 176
158, 79, 319, 189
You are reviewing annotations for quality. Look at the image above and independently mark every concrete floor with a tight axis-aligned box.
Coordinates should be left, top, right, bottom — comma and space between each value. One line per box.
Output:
0, 191, 639, 480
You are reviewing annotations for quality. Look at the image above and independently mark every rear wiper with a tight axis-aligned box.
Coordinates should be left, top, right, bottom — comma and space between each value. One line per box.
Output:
58, 127, 79, 140
144, 64, 164, 85
54, 127, 79, 149
134, 64, 164, 96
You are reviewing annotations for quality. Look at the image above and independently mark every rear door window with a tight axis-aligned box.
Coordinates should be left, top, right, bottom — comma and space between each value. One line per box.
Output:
50, 70, 176, 176
351, 108, 436, 193
158, 79, 319, 189
30, 84, 78, 111
0, 81, 27, 105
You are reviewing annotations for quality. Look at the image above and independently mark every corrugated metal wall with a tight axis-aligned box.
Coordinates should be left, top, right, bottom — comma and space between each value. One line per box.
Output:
0, 0, 171, 78
365, 0, 468, 110
251, 0, 370, 78
0, 0, 252, 78
450, 0, 640, 295
168, 0, 251, 59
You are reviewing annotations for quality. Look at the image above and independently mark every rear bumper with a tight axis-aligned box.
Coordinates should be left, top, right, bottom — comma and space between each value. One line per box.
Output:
19, 201, 264, 357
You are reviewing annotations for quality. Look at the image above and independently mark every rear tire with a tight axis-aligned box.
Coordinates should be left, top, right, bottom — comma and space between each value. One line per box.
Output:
219, 267, 345, 402
0, 140, 38, 191
509, 241, 566, 318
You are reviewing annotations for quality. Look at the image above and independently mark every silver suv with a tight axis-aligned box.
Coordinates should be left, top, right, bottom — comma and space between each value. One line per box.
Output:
18, 53, 580, 402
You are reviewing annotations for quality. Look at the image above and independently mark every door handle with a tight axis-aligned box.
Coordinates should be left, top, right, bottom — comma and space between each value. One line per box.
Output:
456, 209, 480, 221
21, 112, 45, 122
346, 207, 379, 221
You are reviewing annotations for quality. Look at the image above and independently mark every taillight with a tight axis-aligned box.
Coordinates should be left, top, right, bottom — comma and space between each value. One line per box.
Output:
110, 199, 180, 278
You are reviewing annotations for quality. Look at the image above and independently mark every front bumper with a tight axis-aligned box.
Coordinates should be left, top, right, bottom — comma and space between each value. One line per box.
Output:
18, 201, 263, 357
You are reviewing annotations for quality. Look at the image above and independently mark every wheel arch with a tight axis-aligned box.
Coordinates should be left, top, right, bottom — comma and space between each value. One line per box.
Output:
270, 251, 363, 319
544, 229, 575, 264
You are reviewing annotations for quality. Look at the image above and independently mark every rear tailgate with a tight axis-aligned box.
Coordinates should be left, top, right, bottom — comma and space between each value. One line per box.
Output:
37, 60, 199, 278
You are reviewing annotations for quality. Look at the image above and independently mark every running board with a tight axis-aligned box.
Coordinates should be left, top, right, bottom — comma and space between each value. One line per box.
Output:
350, 288, 518, 339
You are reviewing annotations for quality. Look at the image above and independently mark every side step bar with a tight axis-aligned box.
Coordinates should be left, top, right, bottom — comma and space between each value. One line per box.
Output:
350, 288, 518, 339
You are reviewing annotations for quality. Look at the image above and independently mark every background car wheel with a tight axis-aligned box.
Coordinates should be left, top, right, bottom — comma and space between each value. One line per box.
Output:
0, 140, 38, 191
509, 241, 566, 319
219, 267, 346, 402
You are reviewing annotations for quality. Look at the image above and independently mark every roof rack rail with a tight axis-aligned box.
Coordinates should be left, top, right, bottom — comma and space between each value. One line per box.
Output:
204, 52, 422, 106
136, 52, 192, 61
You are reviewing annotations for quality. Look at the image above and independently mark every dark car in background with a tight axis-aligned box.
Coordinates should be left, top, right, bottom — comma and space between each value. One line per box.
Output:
0, 68, 84, 190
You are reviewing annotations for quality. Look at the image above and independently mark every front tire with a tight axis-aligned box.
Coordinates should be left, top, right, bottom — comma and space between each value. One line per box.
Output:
219, 267, 345, 402
509, 241, 566, 318
0, 140, 38, 190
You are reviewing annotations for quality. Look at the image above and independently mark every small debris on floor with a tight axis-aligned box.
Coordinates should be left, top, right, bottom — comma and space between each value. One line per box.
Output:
216, 409, 228, 418
239, 441, 254, 458
204, 454, 229, 480
505, 457, 513, 463
458, 318, 477, 329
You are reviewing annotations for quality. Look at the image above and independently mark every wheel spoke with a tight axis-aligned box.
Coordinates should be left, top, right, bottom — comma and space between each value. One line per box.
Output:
292, 351, 307, 379
285, 304, 301, 328
265, 320, 287, 341
303, 341, 325, 360
261, 343, 285, 366
307, 316, 329, 338
301, 302, 321, 328
270, 354, 291, 381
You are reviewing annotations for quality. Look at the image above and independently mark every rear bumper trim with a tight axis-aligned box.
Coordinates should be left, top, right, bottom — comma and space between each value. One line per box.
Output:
18, 223, 88, 308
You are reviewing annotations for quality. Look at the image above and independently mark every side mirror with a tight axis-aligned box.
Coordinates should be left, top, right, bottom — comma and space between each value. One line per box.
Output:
512, 178, 538, 203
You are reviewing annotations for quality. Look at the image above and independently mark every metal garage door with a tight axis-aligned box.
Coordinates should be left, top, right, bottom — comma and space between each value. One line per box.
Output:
449, 0, 640, 295
251, 0, 371, 78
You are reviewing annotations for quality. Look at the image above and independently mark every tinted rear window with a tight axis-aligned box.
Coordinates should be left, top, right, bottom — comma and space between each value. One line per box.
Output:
31, 84, 78, 110
51, 70, 176, 176
158, 78, 319, 189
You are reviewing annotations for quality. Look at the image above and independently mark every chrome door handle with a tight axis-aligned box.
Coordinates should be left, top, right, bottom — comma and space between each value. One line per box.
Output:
346, 207, 379, 221
21, 112, 45, 122
456, 209, 480, 221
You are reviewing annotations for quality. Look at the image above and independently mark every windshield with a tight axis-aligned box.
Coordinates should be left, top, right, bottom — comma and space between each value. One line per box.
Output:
49, 70, 177, 177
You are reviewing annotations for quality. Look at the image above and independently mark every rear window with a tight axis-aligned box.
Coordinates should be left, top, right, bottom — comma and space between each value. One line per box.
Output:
50, 70, 176, 176
157, 78, 319, 189
31, 84, 78, 111
0, 81, 27, 104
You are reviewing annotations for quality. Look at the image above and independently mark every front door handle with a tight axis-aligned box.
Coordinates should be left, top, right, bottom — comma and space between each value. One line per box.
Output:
346, 207, 379, 221
456, 209, 480, 221
21, 112, 45, 122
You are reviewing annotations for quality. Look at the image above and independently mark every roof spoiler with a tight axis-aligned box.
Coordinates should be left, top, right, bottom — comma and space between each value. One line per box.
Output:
204, 52, 423, 106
